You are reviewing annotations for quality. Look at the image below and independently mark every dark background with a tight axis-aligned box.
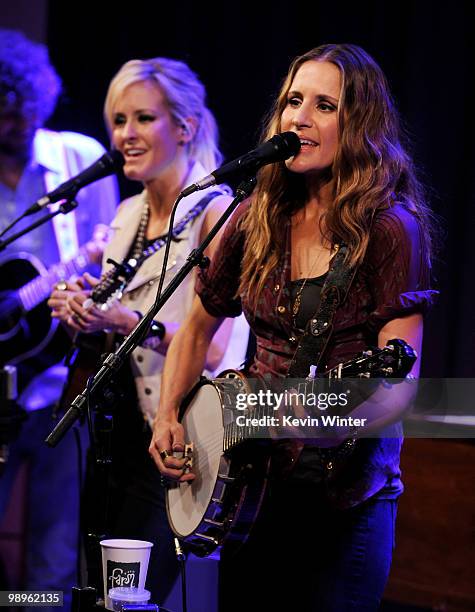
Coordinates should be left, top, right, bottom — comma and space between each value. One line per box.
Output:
1, 3, 474, 609
2, 0, 474, 375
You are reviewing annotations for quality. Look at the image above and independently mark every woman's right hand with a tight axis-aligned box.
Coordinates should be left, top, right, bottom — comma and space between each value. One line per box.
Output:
148, 296, 220, 483
48, 279, 88, 330
149, 416, 195, 483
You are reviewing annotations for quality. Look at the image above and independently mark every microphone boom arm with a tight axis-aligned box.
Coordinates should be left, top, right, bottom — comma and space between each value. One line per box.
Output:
0, 199, 78, 253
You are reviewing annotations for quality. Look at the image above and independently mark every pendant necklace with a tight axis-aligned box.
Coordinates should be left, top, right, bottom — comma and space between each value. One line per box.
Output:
292, 243, 339, 327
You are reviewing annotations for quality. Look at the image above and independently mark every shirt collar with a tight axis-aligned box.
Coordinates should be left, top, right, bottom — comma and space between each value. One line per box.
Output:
31, 128, 65, 173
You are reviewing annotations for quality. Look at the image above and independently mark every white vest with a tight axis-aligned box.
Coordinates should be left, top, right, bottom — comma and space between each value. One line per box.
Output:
103, 164, 249, 425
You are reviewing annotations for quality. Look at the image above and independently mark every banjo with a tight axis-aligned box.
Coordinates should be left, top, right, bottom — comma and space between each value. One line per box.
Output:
166, 338, 417, 557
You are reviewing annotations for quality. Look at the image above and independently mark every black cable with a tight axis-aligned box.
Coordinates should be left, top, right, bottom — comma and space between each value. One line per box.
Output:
85, 375, 95, 462
180, 559, 187, 612
0, 210, 27, 239
174, 538, 187, 612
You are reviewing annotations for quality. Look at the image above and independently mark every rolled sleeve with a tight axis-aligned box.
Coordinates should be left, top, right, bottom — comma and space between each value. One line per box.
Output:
365, 206, 438, 332
196, 201, 249, 318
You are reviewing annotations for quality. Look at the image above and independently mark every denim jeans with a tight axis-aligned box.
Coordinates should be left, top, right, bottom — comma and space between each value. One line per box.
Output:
219, 479, 397, 611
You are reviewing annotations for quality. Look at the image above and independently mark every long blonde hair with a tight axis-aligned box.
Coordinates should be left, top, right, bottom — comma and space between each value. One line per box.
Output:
239, 44, 434, 307
104, 57, 222, 173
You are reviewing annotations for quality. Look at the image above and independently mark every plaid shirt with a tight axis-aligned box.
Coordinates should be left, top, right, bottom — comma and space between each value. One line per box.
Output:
197, 200, 437, 507
198, 200, 435, 373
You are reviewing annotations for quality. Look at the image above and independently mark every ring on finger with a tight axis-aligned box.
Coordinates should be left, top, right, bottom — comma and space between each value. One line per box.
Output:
54, 280, 68, 291
159, 449, 171, 462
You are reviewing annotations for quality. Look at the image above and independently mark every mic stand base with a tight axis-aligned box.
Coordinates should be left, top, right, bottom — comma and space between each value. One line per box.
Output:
72, 586, 98, 612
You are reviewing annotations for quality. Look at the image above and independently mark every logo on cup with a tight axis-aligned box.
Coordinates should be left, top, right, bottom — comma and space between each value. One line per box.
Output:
107, 561, 140, 590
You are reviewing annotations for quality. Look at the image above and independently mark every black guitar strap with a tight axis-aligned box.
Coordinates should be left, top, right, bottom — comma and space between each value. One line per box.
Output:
287, 243, 358, 378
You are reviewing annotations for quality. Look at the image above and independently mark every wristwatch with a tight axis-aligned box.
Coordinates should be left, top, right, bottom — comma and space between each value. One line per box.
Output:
142, 319, 166, 350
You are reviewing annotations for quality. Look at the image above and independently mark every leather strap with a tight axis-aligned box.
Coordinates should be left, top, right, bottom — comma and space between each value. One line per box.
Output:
287, 243, 358, 378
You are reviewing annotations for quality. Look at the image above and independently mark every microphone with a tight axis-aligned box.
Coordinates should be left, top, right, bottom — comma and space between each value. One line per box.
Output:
181, 131, 301, 197
26, 149, 124, 215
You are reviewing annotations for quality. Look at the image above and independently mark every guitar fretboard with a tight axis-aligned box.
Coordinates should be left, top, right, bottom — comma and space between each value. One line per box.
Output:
18, 247, 91, 312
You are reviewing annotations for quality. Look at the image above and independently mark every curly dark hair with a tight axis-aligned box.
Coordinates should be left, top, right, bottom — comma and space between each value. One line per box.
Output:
0, 29, 61, 124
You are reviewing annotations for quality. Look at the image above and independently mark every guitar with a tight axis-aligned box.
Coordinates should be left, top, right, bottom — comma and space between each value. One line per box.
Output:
55, 246, 140, 412
0, 225, 110, 366
166, 338, 417, 557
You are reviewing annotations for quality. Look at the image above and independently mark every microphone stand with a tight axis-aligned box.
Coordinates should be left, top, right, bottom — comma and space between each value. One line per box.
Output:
0, 199, 79, 252
0, 365, 27, 478
45, 175, 255, 611
45, 175, 256, 448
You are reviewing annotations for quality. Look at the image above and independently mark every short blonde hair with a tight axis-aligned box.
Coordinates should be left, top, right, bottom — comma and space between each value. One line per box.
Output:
104, 57, 222, 173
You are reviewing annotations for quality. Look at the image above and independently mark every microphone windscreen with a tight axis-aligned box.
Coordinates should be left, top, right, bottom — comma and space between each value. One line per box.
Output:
279, 131, 301, 157
107, 149, 125, 170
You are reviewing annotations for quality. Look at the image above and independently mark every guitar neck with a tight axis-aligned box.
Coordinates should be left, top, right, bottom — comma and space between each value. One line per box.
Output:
18, 246, 92, 312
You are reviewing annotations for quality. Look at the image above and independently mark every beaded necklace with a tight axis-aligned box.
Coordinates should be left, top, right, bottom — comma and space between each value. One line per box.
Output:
87, 191, 221, 309
129, 198, 150, 262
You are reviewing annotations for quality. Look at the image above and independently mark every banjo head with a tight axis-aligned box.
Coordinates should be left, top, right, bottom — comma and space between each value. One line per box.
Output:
167, 381, 226, 538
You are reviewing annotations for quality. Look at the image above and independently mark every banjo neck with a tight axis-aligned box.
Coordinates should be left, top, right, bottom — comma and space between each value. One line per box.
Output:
222, 338, 416, 453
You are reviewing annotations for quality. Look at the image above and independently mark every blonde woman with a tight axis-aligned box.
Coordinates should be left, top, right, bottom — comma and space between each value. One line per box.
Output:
49, 57, 248, 603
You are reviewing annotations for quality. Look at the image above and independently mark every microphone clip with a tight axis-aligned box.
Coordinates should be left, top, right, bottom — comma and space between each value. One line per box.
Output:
25, 194, 79, 217
57, 199, 79, 214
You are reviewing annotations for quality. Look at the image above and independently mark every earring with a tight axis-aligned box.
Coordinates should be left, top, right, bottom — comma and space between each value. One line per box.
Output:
179, 124, 189, 146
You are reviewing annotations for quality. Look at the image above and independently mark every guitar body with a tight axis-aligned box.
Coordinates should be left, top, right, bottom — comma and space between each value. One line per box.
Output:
0, 252, 58, 365
0, 226, 110, 373
58, 332, 108, 411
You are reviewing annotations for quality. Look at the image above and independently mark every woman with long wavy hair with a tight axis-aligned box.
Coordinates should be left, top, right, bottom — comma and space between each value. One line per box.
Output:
150, 44, 437, 611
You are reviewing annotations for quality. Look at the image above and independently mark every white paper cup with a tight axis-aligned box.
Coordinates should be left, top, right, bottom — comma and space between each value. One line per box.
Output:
100, 539, 153, 610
